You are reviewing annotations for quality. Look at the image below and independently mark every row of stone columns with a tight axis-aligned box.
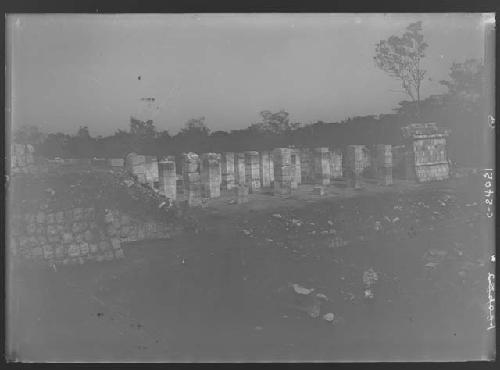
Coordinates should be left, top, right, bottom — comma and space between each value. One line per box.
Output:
155, 145, 394, 206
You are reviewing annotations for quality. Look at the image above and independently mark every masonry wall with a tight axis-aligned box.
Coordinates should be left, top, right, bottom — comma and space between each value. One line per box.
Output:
9, 207, 177, 266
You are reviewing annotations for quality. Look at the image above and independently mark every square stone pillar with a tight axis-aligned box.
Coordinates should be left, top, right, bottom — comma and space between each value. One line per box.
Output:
201, 153, 221, 198
346, 145, 364, 189
183, 152, 202, 206
329, 149, 343, 179
313, 147, 331, 185
234, 153, 246, 185
374, 144, 393, 186
300, 148, 313, 184
405, 145, 417, 181
245, 151, 261, 193
272, 148, 292, 195
291, 149, 302, 189
221, 152, 235, 190
269, 154, 274, 183
158, 160, 177, 200
259, 151, 272, 188
144, 156, 159, 187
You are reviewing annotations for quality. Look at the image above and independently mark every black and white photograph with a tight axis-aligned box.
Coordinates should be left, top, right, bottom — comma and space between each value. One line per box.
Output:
4, 13, 496, 362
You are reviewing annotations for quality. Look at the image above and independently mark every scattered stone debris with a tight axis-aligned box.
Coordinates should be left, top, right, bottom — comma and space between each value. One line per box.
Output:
464, 202, 478, 207
291, 283, 314, 295
315, 293, 329, 301
423, 249, 448, 269
323, 313, 335, 322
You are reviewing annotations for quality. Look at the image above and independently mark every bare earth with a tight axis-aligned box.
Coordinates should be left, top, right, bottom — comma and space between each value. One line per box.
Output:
7, 174, 494, 362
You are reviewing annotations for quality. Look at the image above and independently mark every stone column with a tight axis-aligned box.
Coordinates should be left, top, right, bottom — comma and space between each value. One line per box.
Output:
200, 153, 221, 198
126, 153, 147, 184
221, 152, 235, 191
291, 149, 302, 189
374, 144, 393, 185
259, 151, 272, 188
183, 152, 202, 206
144, 156, 159, 187
329, 149, 343, 180
346, 145, 364, 189
269, 154, 274, 183
272, 148, 292, 195
313, 147, 331, 185
245, 151, 261, 193
234, 153, 246, 186
158, 160, 177, 200
405, 143, 417, 181
300, 148, 313, 184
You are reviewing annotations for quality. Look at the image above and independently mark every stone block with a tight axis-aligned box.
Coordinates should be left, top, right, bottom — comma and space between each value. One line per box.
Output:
312, 186, 324, 196
259, 151, 272, 187
68, 244, 80, 257
201, 153, 221, 198
234, 153, 246, 185
73, 208, 83, 221
46, 213, 55, 224
80, 242, 89, 256
42, 245, 54, 259
55, 245, 65, 259
159, 161, 177, 200
221, 152, 235, 190
104, 251, 114, 261
89, 243, 99, 254
36, 211, 46, 224
313, 147, 331, 185
291, 149, 302, 187
329, 149, 343, 179
245, 151, 261, 193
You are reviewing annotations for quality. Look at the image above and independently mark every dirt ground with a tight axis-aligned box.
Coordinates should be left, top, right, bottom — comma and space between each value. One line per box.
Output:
6, 173, 495, 362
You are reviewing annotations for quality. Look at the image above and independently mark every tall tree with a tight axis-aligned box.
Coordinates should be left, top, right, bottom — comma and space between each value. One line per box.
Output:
374, 21, 428, 118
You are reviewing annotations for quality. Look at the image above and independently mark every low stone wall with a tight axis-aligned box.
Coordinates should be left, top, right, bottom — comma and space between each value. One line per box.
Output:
9, 206, 177, 266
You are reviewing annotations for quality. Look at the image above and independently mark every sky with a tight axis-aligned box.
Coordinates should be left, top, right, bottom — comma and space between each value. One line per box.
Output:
7, 13, 491, 136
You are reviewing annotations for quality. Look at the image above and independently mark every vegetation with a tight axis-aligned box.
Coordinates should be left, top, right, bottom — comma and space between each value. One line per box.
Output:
374, 21, 428, 118
13, 22, 486, 167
